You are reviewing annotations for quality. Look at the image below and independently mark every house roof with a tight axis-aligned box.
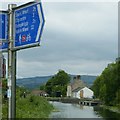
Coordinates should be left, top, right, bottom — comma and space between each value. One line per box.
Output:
72, 86, 93, 93
71, 79, 86, 91
72, 86, 84, 92
32, 90, 48, 95
80, 87, 93, 93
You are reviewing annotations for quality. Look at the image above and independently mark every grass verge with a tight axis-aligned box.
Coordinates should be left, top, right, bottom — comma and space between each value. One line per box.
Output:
2, 88, 54, 118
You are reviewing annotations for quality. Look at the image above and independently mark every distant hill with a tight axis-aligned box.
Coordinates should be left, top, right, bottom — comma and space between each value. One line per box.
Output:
17, 76, 52, 89
17, 75, 97, 89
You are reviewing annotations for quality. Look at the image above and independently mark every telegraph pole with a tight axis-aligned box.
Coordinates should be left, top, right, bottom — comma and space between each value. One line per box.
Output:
8, 4, 17, 119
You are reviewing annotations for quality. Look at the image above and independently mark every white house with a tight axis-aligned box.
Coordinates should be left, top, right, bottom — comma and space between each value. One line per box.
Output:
67, 75, 86, 98
72, 87, 94, 99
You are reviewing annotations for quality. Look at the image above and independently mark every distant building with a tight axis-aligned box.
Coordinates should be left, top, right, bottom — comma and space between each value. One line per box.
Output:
31, 90, 48, 97
67, 75, 86, 98
0, 54, 6, 79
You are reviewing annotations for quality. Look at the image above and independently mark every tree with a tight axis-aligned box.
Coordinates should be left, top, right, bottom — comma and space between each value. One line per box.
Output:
92, 76, 101, 98
115, 89, 120, 105
45, 70, 70, 97
45, 79, 53, 95
92, 60, 120, 106
40, 84, 46, 90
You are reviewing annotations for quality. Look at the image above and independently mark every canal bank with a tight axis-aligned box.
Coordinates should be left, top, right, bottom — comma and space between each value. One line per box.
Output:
100, 105, 120, 114
49, 101, 120, 119
47, 97, 101, 106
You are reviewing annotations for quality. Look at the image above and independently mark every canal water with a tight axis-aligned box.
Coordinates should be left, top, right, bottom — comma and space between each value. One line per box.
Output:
49, 101, 120, 119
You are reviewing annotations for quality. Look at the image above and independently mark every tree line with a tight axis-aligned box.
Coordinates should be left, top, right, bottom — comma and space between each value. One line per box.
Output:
92, 59, 120, 106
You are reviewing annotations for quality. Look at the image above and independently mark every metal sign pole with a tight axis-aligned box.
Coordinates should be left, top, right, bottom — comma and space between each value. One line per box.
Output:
11, 51, 16, 118
8, 4, 17, 119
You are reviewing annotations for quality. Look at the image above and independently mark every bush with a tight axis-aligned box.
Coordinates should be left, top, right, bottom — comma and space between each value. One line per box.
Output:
117, 104, 120, 110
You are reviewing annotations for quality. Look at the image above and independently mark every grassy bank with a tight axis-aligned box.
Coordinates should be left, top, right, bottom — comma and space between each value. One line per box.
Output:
2, 87, 54, 118
100, 105, 120, 114
16, 95, 54, 118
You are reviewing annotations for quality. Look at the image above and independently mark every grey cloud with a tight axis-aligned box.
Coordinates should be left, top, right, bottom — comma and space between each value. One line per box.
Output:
17, 57, 111, 77
15, 2, 118, 77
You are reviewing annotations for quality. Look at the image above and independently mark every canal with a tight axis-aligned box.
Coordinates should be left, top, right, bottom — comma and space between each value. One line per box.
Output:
49, 101, 120, 119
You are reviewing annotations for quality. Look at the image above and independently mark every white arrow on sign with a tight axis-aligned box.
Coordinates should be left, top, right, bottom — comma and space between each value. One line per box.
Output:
35, 4, 44, 42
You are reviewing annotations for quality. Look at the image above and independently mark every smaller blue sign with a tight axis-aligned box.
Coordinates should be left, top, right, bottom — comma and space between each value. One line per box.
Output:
14, 2, 45, 49
0, 12, 8, 51
7, 89, 11, 98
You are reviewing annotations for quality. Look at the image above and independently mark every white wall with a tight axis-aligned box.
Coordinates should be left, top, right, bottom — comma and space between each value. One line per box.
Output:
76, 91, 80, 99
72, 87, 94, 99
81, 87, 93, 99
67, 85, 72, 97
72, 91, 80, 99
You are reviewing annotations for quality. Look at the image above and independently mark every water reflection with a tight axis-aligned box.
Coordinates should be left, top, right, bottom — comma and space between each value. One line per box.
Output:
49, 101, 102, 118
49, 101, 120, 120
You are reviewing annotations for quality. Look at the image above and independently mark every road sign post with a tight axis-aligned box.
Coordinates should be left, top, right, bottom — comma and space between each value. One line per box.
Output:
8, 4, 17, 119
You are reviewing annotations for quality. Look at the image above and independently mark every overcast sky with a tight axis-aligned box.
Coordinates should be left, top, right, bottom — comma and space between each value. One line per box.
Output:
1, 0, 118, 78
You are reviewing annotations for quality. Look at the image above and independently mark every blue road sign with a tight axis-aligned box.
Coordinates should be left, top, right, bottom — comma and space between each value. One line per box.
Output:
0, 12, 8, 51
14, 2, 45, 49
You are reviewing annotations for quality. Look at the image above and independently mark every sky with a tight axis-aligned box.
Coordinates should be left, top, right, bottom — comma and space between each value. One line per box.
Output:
1, 0, 118, 78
